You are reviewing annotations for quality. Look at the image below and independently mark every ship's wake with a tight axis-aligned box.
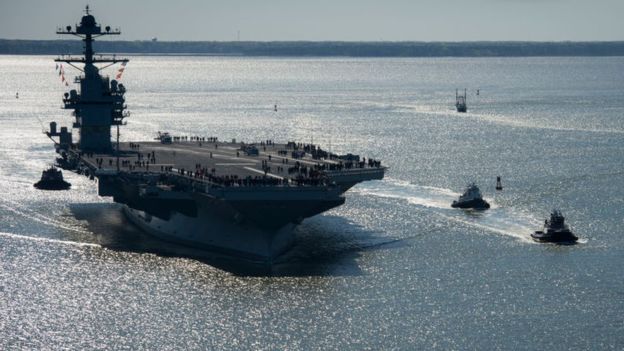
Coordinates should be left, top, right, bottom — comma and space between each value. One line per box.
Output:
0, 200, 91, 235
397, 103, 624, 135
354, 178, 537, 243
0, 231, 100, 248
355, 178, 461, 209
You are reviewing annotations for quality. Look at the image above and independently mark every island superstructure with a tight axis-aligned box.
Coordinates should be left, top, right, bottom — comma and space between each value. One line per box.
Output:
48, 7, 386, 262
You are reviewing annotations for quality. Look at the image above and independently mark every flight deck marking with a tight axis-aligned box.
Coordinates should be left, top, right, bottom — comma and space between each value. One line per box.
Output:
243, 167, 284, 180
215, 163, 257, 166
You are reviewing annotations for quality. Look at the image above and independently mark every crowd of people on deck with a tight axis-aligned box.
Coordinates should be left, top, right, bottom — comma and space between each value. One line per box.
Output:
163, 159, 330, 188
166, 171, 328, 188
93, 149, 159, 171
85, 136, 380, 188
283, 142, 383, 168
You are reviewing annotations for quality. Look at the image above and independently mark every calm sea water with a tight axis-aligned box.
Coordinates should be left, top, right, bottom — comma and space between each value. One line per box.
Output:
0, 55, 623, 350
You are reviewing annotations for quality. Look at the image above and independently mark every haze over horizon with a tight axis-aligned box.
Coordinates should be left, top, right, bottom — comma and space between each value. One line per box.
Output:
1, 0, 623, 42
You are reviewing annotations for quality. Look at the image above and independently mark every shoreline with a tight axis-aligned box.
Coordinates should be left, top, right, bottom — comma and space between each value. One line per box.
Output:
2, 39, 624, 57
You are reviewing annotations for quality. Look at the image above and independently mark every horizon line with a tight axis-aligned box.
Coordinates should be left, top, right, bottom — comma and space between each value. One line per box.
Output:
2, 39, 624, 44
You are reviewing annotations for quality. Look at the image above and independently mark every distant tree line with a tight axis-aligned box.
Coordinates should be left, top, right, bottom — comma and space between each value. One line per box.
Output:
1, 40, 624, 57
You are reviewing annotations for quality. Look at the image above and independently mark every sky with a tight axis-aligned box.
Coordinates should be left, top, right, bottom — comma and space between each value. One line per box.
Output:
1, 0, 623, 41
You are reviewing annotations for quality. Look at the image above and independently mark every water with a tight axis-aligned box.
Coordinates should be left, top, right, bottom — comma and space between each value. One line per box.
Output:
1, 55, 623, 349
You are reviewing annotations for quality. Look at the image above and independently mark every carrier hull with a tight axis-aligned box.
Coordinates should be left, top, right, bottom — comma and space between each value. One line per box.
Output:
123, 206, 298, 262
111, 177, 347, 262
69, 140, 384, 262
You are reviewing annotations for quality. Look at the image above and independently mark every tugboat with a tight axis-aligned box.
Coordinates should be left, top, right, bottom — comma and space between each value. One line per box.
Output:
451, 183, 490, 209
531, 210, 578, 243
34, 166, 71, 190
456, 89, 467, 113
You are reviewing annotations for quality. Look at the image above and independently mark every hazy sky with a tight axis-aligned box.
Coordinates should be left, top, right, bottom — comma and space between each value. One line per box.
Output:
1, 0, 623, 41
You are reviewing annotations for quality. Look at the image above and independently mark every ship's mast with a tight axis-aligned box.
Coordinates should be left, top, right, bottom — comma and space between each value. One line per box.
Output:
52, 5, 130, 153
56, 6, 126, 73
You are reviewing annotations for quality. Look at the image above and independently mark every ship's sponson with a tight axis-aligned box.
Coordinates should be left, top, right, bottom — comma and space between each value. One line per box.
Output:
63, 139, 385, 223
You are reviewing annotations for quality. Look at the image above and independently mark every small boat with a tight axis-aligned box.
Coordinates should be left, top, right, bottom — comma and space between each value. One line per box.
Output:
452, 183, 490, 209
34, 166, 71, 190
456, 89, 467, 113
531, 210, 578, 244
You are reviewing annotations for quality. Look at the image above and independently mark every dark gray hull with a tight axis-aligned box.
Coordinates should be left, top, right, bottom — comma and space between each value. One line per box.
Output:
451, 199, 490, 210
109, 179, 347, 261
531, 230, 578, 244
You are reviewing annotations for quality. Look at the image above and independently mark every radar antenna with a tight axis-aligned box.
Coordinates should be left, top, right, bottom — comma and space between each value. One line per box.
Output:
50, 7, 130, 153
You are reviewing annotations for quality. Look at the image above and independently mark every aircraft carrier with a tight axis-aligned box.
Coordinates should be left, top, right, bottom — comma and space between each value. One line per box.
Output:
47, 7, 386, 263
